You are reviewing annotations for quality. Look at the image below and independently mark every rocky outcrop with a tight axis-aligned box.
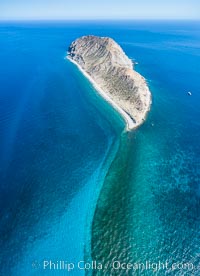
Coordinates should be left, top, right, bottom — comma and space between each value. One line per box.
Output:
68, 35, 151, 129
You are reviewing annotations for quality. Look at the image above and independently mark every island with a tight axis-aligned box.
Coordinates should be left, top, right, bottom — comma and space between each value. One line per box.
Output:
67, 35, 151, 130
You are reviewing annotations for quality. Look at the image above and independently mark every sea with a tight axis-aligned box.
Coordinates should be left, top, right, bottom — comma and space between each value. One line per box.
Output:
0, 20, 199, 276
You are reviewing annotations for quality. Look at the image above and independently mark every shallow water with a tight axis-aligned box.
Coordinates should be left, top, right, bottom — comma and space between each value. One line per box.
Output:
0, 21, 200, 275
91, 21, 200, 276
0, 22, 121, 275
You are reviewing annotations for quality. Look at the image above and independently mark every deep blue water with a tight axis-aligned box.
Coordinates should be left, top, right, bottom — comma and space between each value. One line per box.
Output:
0, 21, 200, 275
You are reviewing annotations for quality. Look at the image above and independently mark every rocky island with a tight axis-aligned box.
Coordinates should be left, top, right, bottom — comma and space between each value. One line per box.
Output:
67, 35, 151, 130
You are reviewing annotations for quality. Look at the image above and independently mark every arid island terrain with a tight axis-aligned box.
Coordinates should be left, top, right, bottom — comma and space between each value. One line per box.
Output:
68, 35, 151, 130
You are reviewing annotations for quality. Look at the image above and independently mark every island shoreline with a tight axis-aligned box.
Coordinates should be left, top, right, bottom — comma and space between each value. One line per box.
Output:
67, 55, 151, 131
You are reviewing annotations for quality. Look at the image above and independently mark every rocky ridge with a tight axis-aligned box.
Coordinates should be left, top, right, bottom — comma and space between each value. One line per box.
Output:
68, 35, 151, 129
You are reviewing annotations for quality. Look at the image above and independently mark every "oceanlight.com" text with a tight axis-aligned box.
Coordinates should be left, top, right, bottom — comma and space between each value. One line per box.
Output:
33, 260, 195, 273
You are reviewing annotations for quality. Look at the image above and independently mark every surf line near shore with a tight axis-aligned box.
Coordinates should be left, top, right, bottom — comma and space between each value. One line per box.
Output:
67, 56, 137, 132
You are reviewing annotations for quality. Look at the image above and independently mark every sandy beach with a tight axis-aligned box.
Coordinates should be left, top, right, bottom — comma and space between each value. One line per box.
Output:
67, 56, 138, 131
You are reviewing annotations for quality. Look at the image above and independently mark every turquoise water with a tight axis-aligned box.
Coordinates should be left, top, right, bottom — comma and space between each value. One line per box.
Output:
91, 21, 200, 275
0, 21, 200, 275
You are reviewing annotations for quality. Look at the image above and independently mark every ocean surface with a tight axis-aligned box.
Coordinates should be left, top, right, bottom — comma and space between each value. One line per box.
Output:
0, 21, 199, 275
